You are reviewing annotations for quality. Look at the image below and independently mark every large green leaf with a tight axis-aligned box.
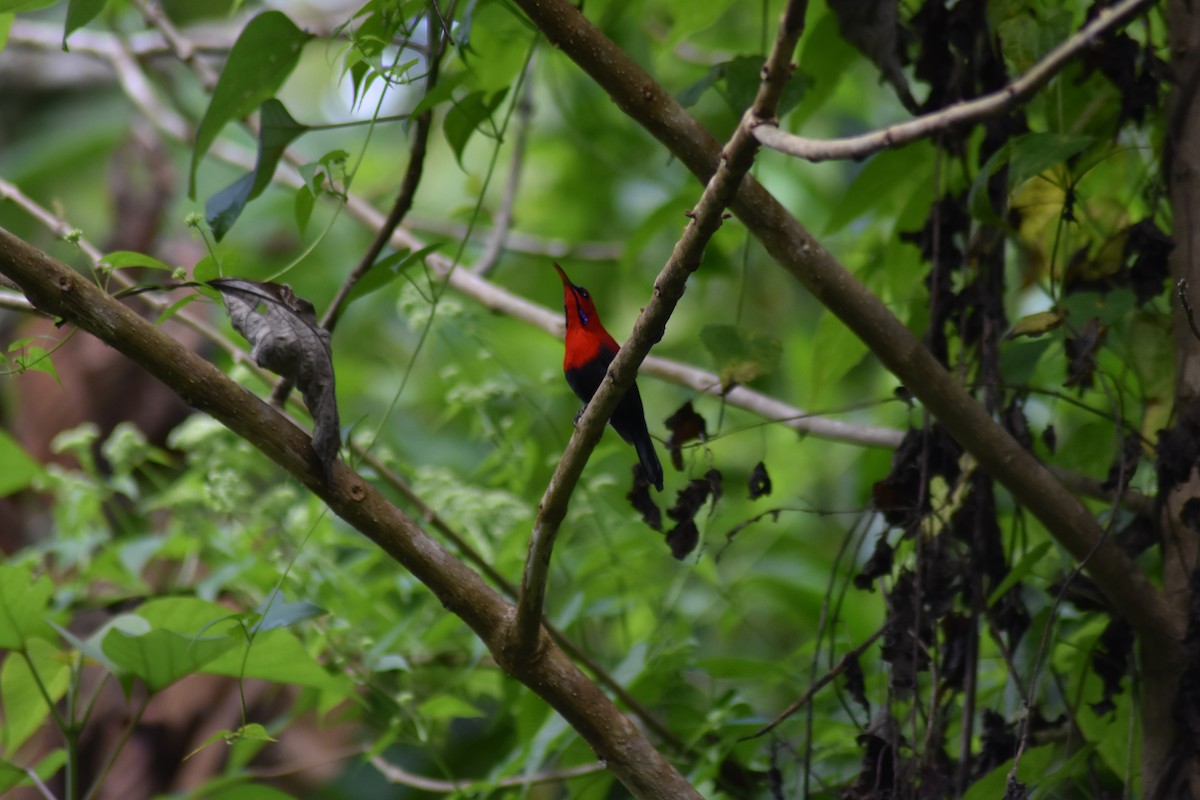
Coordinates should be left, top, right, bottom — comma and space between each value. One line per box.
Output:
0, 565, 55, 650
204, 630, 350, 694
2, 639, 69, 754
0, 430, 40, 496
699, 324, 782, 391
102, 621, 238, 693
189, 11, 311, 196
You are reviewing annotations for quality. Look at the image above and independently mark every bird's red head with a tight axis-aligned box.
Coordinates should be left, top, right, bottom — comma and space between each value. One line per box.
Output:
554, 263, 604, 335
554, 263, 619, 370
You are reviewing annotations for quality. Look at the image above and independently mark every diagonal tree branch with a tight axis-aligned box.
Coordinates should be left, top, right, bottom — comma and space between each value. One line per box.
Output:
0, 227, 701, 800
509, 0, 811, 658
511, 0, 1182, 656
752, 0, 1157, 162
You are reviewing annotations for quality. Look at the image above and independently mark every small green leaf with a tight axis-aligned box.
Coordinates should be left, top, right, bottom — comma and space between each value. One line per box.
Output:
0, 429, 40, 495
252, 591, 326, 633
418, 694, 484, 721
98, 250, 174, 273
294, 185, 315, 234
206, 99, 311, 240
187, 723, 277, 761
700, 324, 782, 390
0, 749, 65, 795
987, 541, 1052, 607
443, 89, 506, 167
0, 565, 55, 649
678, 63, 725, 108
190, 11, 312, 196
409, 70, 472, 118
344, 243, 441, 307
62, 0, 106, 48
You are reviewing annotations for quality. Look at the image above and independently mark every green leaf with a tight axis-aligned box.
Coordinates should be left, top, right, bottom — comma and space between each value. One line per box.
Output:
102, 621, 238, 693
418, 694, 484, 721
0, 0, 57, 12
252, 592, 326, 634
462, 0, 530, 93
825, 142, 934, 235
293, 185, 315, 234
0, 749, 65, 795
443, 89, 506, 167
0, 429, 40, 495
204, 630, 350, 693
344, 243, 441, 307
201, 784, 298, 800
187, 722, 278, 761
98, 250, 174, 272
0, 14, 14, 53
190, 11, 311, 196
962, 743, 1057, 800
968, 133, 1096, 221
987, 541, 1052, 607
699, 324, 782, 390
207, 99, 310, 241
62, 0, 106, 48
717, 55, 809, 117
0, 564, 56, 649
2, 639, 70, 753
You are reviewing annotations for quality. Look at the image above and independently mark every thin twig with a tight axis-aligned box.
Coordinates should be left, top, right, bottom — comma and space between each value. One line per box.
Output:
510, 0, 812, 658
410, 219, 623, 260
371, 755, 603, 792
131, 0, 220, 89
752, 0, 1156, 162
473, 61, 535, 276
1178, 278, 1200, 342
319, 9, 446, 334
742, 627, 885, 741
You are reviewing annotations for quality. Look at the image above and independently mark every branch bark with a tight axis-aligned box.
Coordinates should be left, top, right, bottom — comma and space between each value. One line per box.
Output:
0, 228, 701, 800
511, 0, 1181, 657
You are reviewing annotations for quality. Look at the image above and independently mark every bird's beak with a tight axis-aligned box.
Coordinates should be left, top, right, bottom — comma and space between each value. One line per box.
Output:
553, 262, 571, 287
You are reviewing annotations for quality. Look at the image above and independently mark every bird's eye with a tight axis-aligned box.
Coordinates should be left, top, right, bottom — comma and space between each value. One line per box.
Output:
578, 288, 590, 299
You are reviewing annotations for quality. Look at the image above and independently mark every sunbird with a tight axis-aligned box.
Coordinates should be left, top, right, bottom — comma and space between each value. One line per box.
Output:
554, 263, 664, 491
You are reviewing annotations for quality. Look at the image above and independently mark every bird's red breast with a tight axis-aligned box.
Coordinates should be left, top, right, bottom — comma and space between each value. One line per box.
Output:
555, 263, 621, 372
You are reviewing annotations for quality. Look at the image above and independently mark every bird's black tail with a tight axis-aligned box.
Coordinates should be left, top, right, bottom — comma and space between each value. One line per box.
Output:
636, 435, 664, 492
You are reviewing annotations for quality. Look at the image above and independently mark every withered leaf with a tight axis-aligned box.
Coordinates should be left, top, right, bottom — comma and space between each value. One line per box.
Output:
748, 461, 772, 499
843, 652, 870, 716
664, 401, 708, 471
1064, 318, 1106, 390
628, 465, 662, 531
1090, 617, 1133, 716
1101, 432, 1142, 495
663, 469, 722, 560
209, 278, 340, 480
854, 534, 893, 591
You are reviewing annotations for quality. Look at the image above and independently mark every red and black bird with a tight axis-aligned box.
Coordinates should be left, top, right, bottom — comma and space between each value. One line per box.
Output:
555, 263, 664, 491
